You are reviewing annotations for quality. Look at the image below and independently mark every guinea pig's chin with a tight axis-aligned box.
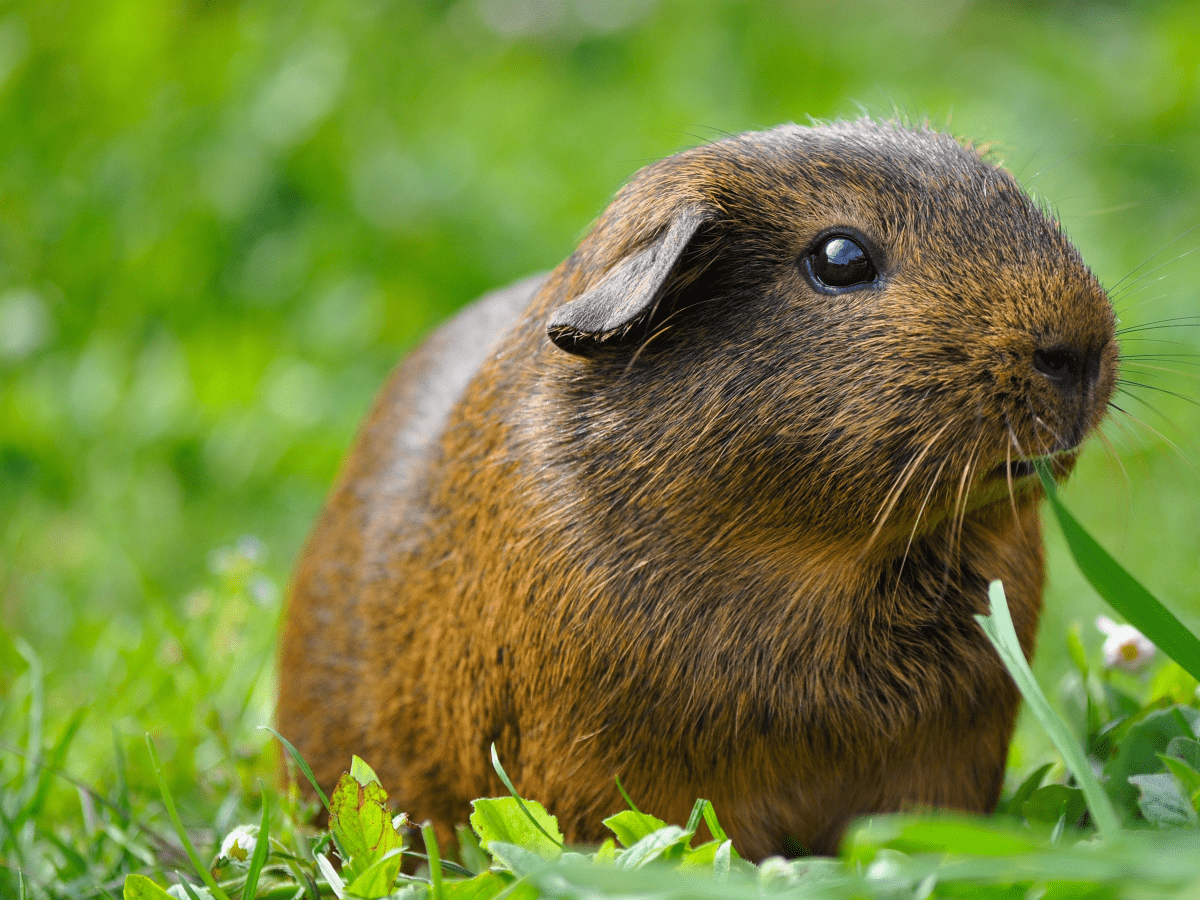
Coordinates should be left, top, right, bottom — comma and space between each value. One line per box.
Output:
969, 449, 1078, 507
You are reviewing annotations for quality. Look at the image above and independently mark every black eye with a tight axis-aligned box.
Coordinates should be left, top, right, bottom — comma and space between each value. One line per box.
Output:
806, 235, 878, 289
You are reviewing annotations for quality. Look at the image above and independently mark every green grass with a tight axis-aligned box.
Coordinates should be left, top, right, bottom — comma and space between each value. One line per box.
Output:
4, 0, 1200, 897
23, 570, 1200, 899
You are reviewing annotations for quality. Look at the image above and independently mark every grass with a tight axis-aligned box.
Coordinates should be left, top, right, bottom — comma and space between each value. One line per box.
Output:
8, 507, 1200, 898
4, 0, 1200, 897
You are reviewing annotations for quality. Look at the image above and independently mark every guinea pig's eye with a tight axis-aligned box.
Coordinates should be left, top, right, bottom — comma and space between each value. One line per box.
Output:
805, 235, 878, 289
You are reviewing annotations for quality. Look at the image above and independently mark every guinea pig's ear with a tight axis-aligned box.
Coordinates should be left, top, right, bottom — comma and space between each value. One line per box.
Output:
547, 207, 711, 353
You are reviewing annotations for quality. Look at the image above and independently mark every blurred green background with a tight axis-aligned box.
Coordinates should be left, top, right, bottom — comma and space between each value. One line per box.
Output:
2, 0, 1199, 817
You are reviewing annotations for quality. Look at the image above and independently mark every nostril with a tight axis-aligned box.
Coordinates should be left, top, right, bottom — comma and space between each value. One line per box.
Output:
1033, 347, 1077, 381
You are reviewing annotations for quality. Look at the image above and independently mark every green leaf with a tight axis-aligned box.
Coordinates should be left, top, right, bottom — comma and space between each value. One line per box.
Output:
455, 823, 489, 876
1022, 784, 1087, 828
1156, 748, 1200, 811
485, 841, 550, 877
1036, 460, 1200, 683
602, 809, 669, 848
614, 825, 690, 869
998, 762, 1054, 817
1129, 773, 1198, 827
1066, 623, 1088, 677
469, 797, 563, 860
593, 839, 618, 865
1103, 706, 1199, 818
440, 872, 510, 900
350, 756, 381, 786
1159, 753, 1200, 812
123, 874, 176, 900
976, 580, 1122, 840
679, 839, 721, 867
680, 838, 734, 875
712, 839, 732, 880
845, 813, 1045, 861
344, 848, 407, 899
1150, 663, 1200, 706
1165, 736, 1200, 769
328, 772, 405, 894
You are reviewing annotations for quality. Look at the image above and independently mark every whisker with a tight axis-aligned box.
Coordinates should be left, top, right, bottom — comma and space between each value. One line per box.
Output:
1004, 426, 1022, 527
1026, 402, 1059, 459
1026, 403, 1065, 453
1071, 201, 1141, 218
1111, 272, 1190, 311
1117, 317, 1200, 336
895, 457, 949, 590
860, 420, 955, 556
1103, 402, 1152, 453
1106, 221, 1200, 296
1108, 402, 1195, 475
1095, 429, 1134, 520
1112, 287, 1174, 318
1116, 379, 1200, 408
1117, 337, 1200, 350
1119, 363, 1200, 382
1119, 353, 1200, 364
953, 437, 984, 560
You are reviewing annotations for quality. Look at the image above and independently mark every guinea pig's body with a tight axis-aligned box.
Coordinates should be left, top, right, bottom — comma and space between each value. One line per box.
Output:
278, 121, 1117, 858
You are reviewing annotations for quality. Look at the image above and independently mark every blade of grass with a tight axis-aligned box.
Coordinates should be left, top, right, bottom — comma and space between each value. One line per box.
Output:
421, 822, 444, 900
977, 580, 1121, 841
113, 725, 131, 819
406, 853, 473, 877
14, 706, 88, 831
614, 775, 643, 815
700, 803, 727, 843
144, 735, 232, 900
259, 727, 329, 812
489, 744, 564, 849
684, 799, 707, 835
315, 853, 345, 900
241, 786, 271, 900
15, 639, 44, 810
1036, 459, 1200, 681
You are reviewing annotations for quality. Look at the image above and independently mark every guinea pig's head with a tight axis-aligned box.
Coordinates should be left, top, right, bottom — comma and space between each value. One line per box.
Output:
539, 120, 1118, 548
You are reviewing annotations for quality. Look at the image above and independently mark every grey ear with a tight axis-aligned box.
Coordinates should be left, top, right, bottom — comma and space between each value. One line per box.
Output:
547, 208, 711, 353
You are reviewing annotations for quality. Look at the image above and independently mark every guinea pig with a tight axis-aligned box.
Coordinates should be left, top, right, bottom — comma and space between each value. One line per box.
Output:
277, 119, 1118, 859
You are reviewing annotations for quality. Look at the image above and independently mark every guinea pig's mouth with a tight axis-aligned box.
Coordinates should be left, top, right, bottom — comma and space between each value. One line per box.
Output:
991, 459, 1037, 480
984, 449, 1076, 485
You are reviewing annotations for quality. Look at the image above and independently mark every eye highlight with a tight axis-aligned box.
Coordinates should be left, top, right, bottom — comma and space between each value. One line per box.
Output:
804, 234, 878, 290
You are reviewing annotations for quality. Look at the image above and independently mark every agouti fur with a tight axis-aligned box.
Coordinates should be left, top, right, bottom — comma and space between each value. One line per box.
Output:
277, 120, 1118, 858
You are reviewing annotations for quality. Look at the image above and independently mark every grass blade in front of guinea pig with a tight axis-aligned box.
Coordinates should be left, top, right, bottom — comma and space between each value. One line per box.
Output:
976, 581, 1121, 841
1034, 460, 1200, 683
144, 734, 233, 900
240, 786, 271, 900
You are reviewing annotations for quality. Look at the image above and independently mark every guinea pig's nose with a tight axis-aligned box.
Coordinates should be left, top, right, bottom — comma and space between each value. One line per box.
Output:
1033, 345, 1107, 389
1032, 347, 1079, 383
1032, 343, 1107, 447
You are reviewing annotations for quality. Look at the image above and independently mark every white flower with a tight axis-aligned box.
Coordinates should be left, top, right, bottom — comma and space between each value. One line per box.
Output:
218, 824, 260, 864
1096, 615, 1156, 673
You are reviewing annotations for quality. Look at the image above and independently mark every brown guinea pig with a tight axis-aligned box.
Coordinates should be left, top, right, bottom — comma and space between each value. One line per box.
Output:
277, 119, 1117, 859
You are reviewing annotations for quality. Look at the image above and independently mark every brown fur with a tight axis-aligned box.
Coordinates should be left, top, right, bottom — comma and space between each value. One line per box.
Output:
277, 120, 1118, 858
